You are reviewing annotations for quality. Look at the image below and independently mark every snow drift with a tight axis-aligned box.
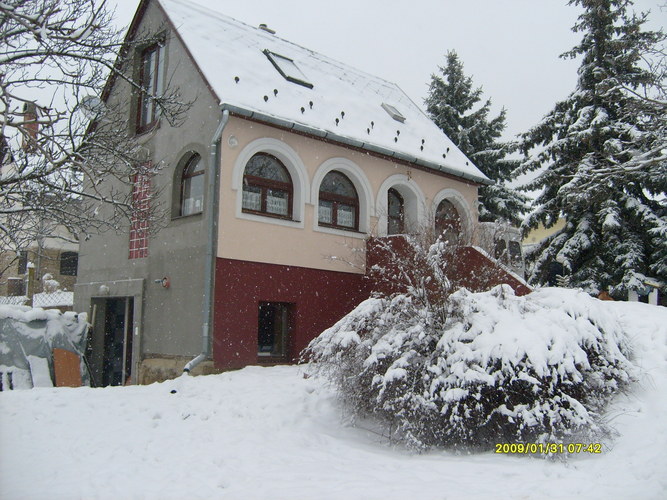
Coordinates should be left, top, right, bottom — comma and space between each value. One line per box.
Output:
0, 296, 665, 499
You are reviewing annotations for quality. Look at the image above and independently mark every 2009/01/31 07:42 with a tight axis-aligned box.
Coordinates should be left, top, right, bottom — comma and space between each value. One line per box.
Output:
495, 443, 603, 454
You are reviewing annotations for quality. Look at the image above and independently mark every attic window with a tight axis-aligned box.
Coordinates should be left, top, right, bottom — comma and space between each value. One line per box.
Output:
263, 50, 313, 89
381, 102, 405, 123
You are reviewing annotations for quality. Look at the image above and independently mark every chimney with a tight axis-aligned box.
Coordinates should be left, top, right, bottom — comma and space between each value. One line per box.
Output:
22, 102, 39, 152
258, 24, 276, 34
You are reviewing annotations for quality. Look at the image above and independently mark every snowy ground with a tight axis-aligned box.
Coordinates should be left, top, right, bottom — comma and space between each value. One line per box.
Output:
1, 299, 665, 500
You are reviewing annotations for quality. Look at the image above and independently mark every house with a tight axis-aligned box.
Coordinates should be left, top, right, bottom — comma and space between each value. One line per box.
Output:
74, 0, 526, 386
523, 219, 664, 304
0, 133, 79, 307
0, 239, 78, 308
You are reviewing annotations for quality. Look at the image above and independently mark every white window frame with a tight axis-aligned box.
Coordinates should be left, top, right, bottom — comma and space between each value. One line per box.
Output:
432, 188, 474, 245
311, 158, 374, 239
376, 174, 426, 236
232, 138, 309, 229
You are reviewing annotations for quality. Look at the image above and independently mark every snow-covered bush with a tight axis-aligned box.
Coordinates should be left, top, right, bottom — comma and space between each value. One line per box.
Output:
42, 273, 61, 294
305, 286, 636, 451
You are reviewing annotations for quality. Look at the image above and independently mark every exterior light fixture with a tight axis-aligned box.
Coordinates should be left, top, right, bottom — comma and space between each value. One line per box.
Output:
154, 277, 170, 288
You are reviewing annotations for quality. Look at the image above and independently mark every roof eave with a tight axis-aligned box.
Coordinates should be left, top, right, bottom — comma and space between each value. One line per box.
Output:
220, 103, 491, 186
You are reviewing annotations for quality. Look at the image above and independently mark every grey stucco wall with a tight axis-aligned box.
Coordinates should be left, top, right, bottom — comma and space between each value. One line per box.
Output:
75, 0, 222, 361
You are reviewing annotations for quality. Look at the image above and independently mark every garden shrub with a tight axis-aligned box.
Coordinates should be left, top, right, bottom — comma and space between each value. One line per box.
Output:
305, 285, 635, 451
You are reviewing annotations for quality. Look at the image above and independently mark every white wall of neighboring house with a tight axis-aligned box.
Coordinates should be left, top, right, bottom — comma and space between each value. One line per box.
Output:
1, 152, 79, 301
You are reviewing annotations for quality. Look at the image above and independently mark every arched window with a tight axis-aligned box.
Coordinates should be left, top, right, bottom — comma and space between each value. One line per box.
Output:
387, 188, 405, 235
318, 171, 359, 230
242, 153, 293, 218
435, 199, 461, 243
180, 153, 204, 216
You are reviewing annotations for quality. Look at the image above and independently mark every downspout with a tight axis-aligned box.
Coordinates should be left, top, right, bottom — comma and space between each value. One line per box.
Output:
184, 109, 230, 374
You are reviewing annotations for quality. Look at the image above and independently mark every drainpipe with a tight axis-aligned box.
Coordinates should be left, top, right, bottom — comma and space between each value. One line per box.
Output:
184, 109, 230, 374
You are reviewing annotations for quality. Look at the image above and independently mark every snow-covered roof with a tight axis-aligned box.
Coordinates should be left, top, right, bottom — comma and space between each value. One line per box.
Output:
156, 0, 488, 185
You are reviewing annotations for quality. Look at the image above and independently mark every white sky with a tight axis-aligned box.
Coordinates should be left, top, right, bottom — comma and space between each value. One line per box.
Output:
111, 0, 666, 139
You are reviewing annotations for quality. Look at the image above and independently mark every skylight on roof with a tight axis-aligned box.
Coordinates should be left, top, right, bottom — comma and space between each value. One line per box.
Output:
381, 102, 405, 123
263, 50, 313, 89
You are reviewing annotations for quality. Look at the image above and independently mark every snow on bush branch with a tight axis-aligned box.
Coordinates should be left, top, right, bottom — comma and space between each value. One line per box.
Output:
305, 285, 636, 451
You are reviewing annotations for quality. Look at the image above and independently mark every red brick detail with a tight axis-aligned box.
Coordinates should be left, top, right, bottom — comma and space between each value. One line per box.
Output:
129, 173, 150, 259
212, 258, 371, 370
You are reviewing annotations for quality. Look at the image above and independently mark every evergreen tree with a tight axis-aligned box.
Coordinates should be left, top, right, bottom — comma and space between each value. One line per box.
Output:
425, 51, 528, 225
519, 0, 666, 297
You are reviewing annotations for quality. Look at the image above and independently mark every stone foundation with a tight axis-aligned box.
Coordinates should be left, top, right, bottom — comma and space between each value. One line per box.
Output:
138, 356, 219, 385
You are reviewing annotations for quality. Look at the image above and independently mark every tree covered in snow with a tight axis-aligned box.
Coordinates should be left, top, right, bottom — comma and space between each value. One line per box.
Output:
519, 0, 667, 296
425, 51, 528, 225
0, 0, 189, 267
306, 284, 636, 452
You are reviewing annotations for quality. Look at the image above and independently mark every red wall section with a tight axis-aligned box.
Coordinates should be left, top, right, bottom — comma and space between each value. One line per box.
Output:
453, 246, 532, 296
366, 236, 531, 297
214, 241, 530, 371
213, 258, 371, 370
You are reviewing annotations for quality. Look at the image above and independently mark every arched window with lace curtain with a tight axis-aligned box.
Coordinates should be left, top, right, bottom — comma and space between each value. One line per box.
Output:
242, 153, 293, 218
318, 171, 359, 230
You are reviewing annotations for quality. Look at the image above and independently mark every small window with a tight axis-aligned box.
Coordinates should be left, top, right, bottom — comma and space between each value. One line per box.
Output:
59, 251, 78, 276
242, 153, 293, 219
263, 50, 313, 88
318, 171, 359, 231
387, 188, 405, 235
494, 238, 507, 261
508, 240, 522, 262
137, 43, 164, 133
258, 302, 291, 358
381, 102, 406, 123
180, 153, 204, 216
435, 199, 461, 244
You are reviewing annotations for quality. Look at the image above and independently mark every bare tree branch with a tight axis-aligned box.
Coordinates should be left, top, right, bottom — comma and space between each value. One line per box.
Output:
0, 0, 191, 259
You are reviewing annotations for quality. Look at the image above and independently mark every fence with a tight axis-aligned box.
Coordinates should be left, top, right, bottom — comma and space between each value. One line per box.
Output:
0, 291, 73, 309
0, 295, 28, 306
